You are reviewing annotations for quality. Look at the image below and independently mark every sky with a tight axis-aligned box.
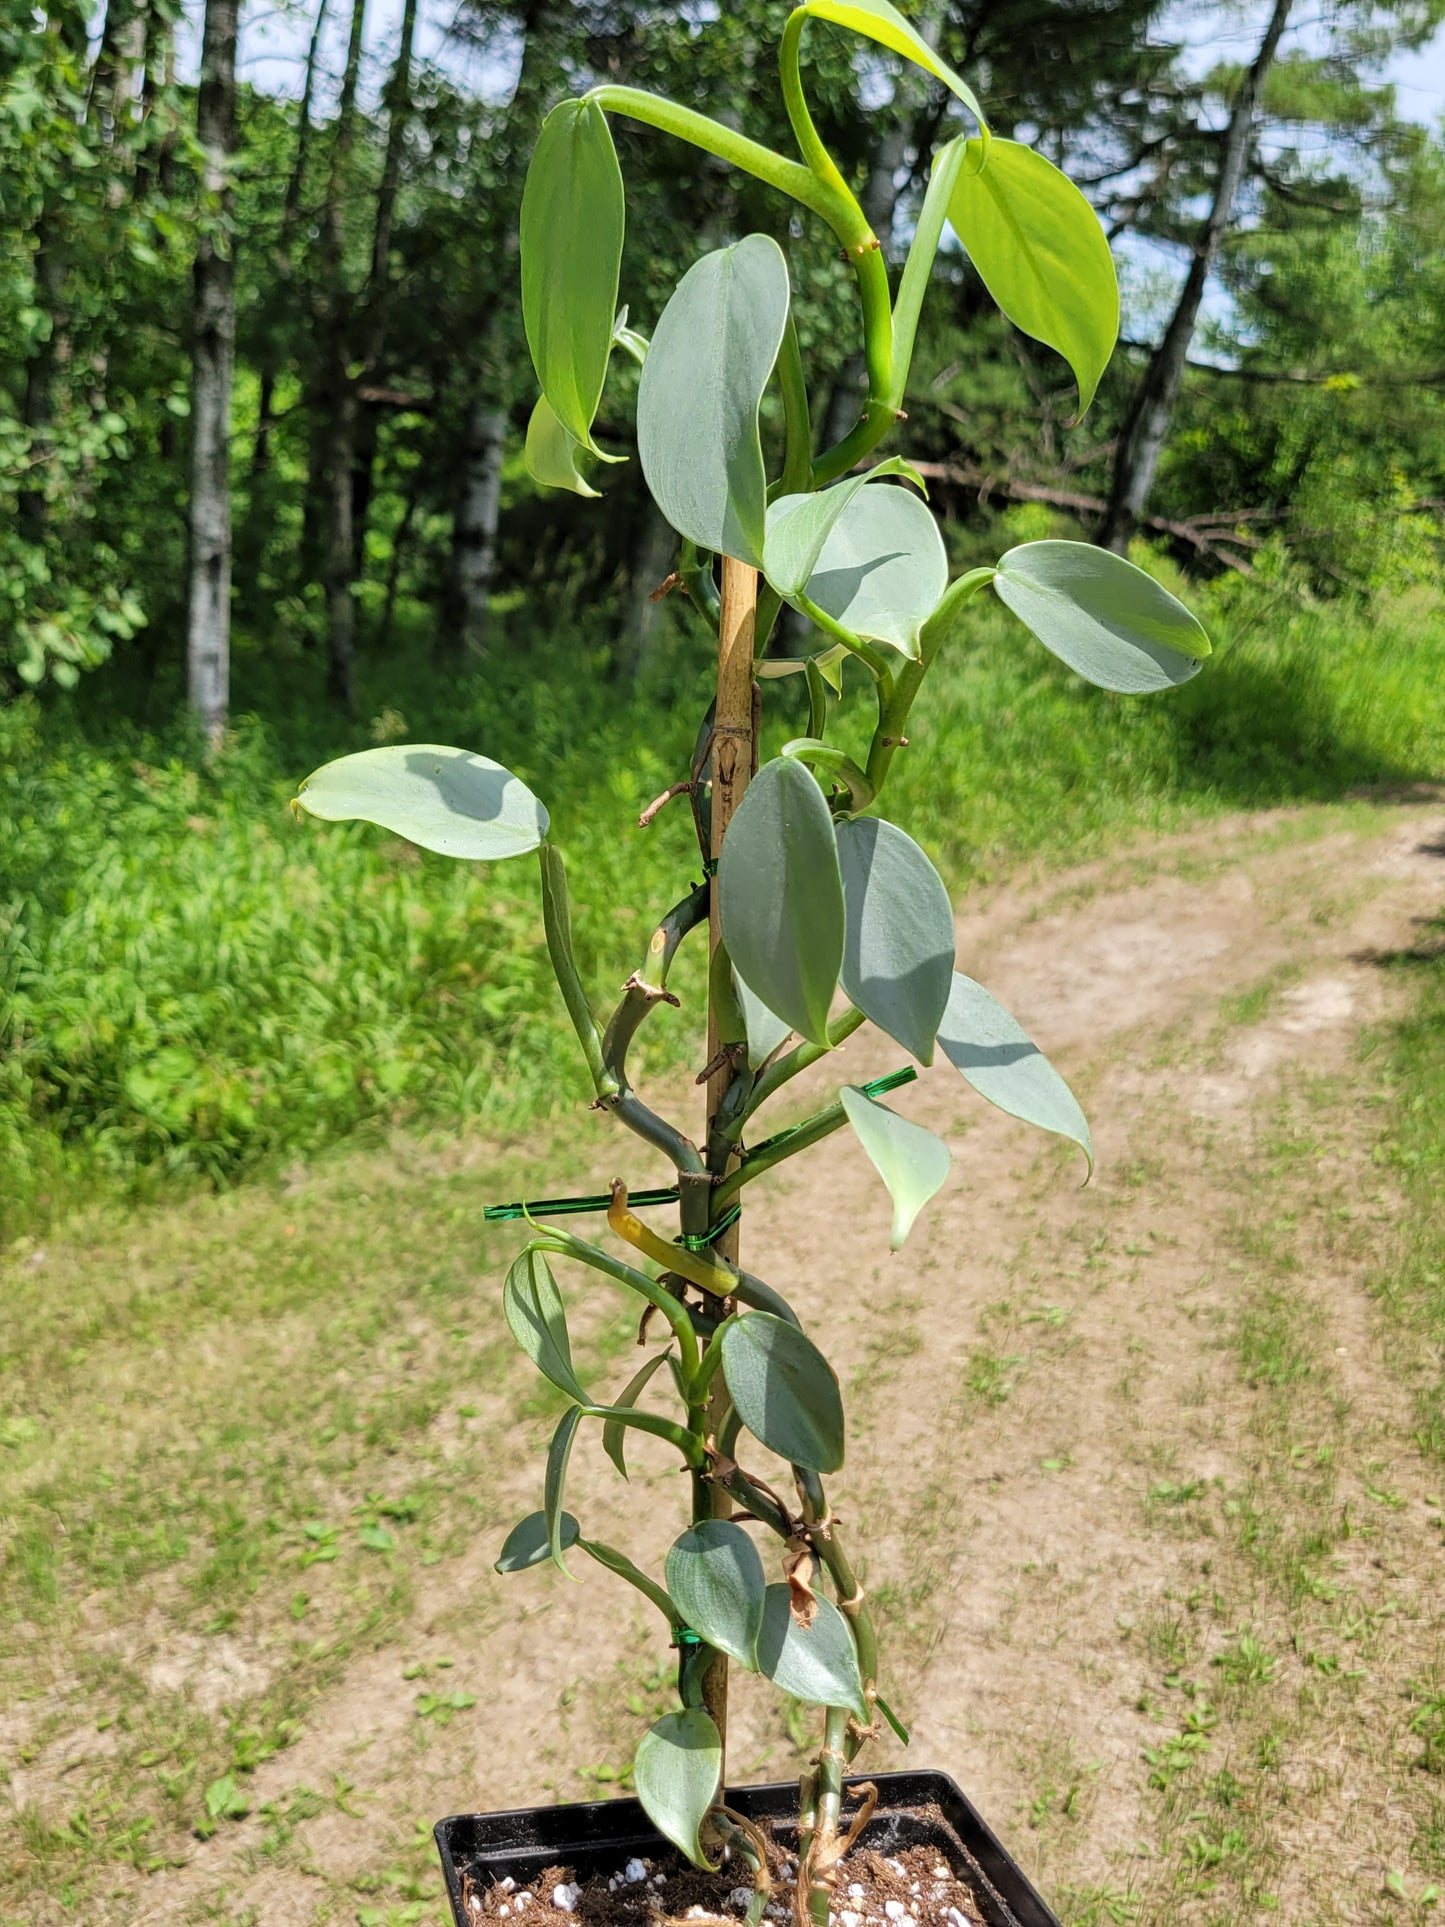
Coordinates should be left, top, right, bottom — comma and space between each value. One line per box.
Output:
174, 0, 1444, 345
191, 0, 1445, 125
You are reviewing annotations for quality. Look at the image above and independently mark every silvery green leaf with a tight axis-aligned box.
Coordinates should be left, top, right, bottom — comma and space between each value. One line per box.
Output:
733, 969, 793, 1070
721, 1312, 844, 1473
762, 458, 924, 599
544, 1406, 583, 1577
634, 1709, 722, 1866
992, 541, 1210, 694
665, 1521, 766, 1668
756, 1584, 867, 1719
802, 484, 947, 659
294, 745, 549, 860
937, 972, 1092, 1171
637, 236, 790, 566
839, 1085, 950, 1251
835, 818, 954, 1065
718, 757, 843, 1049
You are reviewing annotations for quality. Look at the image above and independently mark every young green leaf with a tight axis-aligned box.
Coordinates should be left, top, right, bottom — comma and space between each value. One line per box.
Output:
544, 1406, 583, 1578
992, 541, 1210, 693
755, 642, 848, 689
721, 1312, 845, 1473
578, 1538, 680, 1624
839, 1085, 950, 1251
520, 98, 624, 453
634, 1708, 723, 1866
718, 757, 844, 1049
835, 818, 954, 1065
602, 1351, 672, 1480
733, 969, 794, 1071
756, 1585, 868, 1719
949, 139, 1118, 417
495, 1509, 580, 1574
504, 1247, 588, 1403
800, 0, 988, 136
524, 394, 601, 498
665, 1520, 767, 1669
801, 484, 948, 659
762, 458, 924, 599
937, 972, 1092, 1172
637, 235, 791, 566
293, 745, 549, 860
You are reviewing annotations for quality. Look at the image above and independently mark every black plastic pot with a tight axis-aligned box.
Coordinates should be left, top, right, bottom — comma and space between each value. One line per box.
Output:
435, 1770, 1060, 1927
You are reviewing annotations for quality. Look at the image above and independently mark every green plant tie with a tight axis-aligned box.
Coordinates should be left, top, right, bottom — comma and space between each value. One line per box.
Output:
484, 1070, 915, 1223
675, 1200, 743, 1251
483, 1185, 680, 1224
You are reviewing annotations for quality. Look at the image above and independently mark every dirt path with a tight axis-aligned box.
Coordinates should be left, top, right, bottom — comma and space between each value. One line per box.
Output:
7, 798, 1445, 1927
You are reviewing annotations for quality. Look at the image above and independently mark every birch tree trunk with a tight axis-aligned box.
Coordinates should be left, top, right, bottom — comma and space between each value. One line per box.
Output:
185, 0, 238, 751
315, 0, 367, 707
1099, 0, 1294, 553
447, 399, 507, 655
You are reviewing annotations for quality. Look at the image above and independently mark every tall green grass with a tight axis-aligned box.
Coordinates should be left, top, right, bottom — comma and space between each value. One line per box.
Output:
3, 575, 1442, 1239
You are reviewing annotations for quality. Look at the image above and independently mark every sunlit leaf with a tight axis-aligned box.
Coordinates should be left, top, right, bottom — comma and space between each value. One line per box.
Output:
839, 1085, 950, 1251
666, 1520, 766, 1668
718, 757, 843, 1048
721, 1311, 845, 1473
835, 818, 954, 1065
756, 1584, 867, 1718
293, 745, 549, 860
520, 98, 624, 452
637, 235, 791, 566
949, 139, 1118, 417
801, 484, 947, 659
634, 1708, 722, 1865
992, 541, 1210, 693
524, 394, 600, 498
763, 458, 924, 599
801, 0, 988, 136
936, 972, 1092, 1171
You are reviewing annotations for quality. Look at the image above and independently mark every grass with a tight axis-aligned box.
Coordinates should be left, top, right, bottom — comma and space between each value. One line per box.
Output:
1372, 914, 1445, 1461
3, 572, 1444, 1241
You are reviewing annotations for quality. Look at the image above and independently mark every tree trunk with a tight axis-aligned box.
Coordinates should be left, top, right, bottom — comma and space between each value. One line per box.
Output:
447, 400, 507, 655
1099, 0, 1294, 552
619, 502, 678, 680
323, 372, 359, 707
317, 0, 367, 703
184, 0, 238, 752
251, 0, 328, 482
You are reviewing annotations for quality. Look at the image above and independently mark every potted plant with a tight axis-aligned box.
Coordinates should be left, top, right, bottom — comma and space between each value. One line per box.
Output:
293, 7, 1210, 1922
